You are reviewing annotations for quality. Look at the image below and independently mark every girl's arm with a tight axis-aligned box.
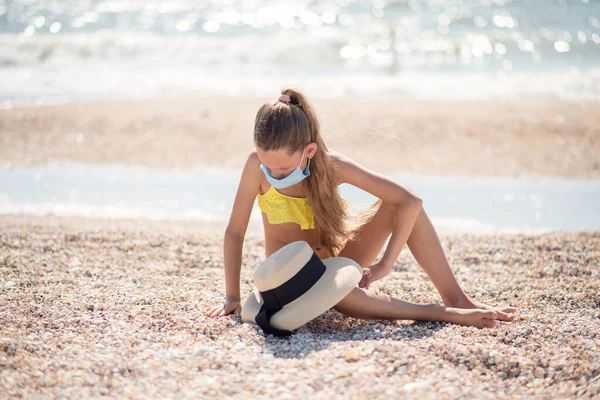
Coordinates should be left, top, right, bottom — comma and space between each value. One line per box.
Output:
222, 151, 262, 301
334, 151, 423, 269
223, 231, 245, 301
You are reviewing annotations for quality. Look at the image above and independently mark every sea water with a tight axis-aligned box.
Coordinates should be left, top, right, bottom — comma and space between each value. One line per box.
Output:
2, 162, 599, 235
1, 0, 599, 108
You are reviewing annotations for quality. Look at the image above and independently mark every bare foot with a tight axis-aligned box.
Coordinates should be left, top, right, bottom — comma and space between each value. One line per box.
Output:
447, 296, 516, 322
446, 307, 503, 329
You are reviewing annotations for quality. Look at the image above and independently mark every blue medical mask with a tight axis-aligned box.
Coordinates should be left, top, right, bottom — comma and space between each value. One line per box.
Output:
259, 147, 311, 189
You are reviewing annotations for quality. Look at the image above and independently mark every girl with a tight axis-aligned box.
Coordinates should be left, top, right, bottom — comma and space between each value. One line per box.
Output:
206, 87, 516, 329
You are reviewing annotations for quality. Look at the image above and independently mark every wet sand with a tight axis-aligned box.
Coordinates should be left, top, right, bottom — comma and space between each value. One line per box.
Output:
1, 96, 599, 179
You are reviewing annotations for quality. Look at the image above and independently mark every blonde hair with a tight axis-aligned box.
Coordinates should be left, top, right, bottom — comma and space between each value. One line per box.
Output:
253, 86, 380, 257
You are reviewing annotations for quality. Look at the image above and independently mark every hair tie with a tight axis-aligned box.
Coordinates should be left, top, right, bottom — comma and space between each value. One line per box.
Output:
278, 94, 291, 104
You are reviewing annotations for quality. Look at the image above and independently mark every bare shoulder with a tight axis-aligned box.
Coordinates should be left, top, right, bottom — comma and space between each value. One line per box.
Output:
225, 149, 262, 237
327, 149, 357, 185
327, 149, 349, 186
245, 149, 263, 186
247, 149, 259, 164
328, 149, 351, 162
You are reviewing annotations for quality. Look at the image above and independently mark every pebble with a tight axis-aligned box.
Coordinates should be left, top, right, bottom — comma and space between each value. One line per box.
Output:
87, 304, 99, 312
345, 347, 360, 362
5, 343, 17, 356
193, 346, 212, 357
69, 257, 81, 267
1, 222, 598, 399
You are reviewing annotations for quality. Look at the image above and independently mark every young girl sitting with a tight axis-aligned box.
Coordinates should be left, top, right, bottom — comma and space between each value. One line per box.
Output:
206, 87, 516, 329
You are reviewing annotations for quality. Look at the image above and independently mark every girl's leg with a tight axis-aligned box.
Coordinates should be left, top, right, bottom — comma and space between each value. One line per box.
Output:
333, 286, 502, 329
333, 199, 515, 325
405, 207, 516, 316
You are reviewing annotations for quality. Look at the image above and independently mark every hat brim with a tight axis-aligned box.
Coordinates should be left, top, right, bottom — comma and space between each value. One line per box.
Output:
241, 257, 363, 332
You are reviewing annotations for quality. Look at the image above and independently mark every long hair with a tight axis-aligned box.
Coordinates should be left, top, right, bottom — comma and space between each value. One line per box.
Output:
253, 86, 380, 257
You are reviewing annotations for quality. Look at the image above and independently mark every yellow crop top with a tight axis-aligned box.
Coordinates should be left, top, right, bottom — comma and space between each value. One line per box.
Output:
257, 185, 348, 230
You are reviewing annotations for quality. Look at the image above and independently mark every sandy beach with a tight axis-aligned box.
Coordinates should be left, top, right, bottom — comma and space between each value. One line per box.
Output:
1, 96, 599, 398
1, 215, 599, 398
1, 96, 599, 179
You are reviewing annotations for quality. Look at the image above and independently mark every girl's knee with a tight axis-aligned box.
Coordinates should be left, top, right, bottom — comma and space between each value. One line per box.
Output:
332, 287, 363, 314
332, 287, 382, 318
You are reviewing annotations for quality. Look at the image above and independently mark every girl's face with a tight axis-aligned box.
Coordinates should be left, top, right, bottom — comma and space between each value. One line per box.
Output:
256, 143, 317, 180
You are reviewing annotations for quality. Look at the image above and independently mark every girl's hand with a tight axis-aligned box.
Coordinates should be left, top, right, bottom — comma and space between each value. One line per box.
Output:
358, 261, 390, 290
205, 298, 242, 318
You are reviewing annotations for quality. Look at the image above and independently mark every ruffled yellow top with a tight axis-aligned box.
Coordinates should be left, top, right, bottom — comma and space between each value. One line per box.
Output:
257, 185, 348, 230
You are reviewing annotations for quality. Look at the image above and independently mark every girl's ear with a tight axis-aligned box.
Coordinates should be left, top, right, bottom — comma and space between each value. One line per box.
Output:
307, 142, 318, 159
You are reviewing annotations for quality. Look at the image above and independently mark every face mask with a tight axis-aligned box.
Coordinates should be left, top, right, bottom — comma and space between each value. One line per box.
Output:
259, 147, 311, 189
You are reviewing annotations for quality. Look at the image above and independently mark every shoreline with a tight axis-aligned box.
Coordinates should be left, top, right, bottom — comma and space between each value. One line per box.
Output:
0, 214, 261, 237
2, 92, 597, 110
1, 213, 576, 238
5, 158, 600, 182
1, 96, 599, 180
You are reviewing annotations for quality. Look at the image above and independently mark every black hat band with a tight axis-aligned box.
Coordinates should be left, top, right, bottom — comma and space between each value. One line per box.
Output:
255, 251, 326, 337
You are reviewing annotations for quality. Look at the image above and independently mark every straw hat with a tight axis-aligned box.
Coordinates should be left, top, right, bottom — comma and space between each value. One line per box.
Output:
241, 240, 363, 337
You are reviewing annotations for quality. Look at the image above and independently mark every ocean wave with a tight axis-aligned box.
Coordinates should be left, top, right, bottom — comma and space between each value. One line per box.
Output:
1, 0, 599, 102
1, 28, 598, 69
